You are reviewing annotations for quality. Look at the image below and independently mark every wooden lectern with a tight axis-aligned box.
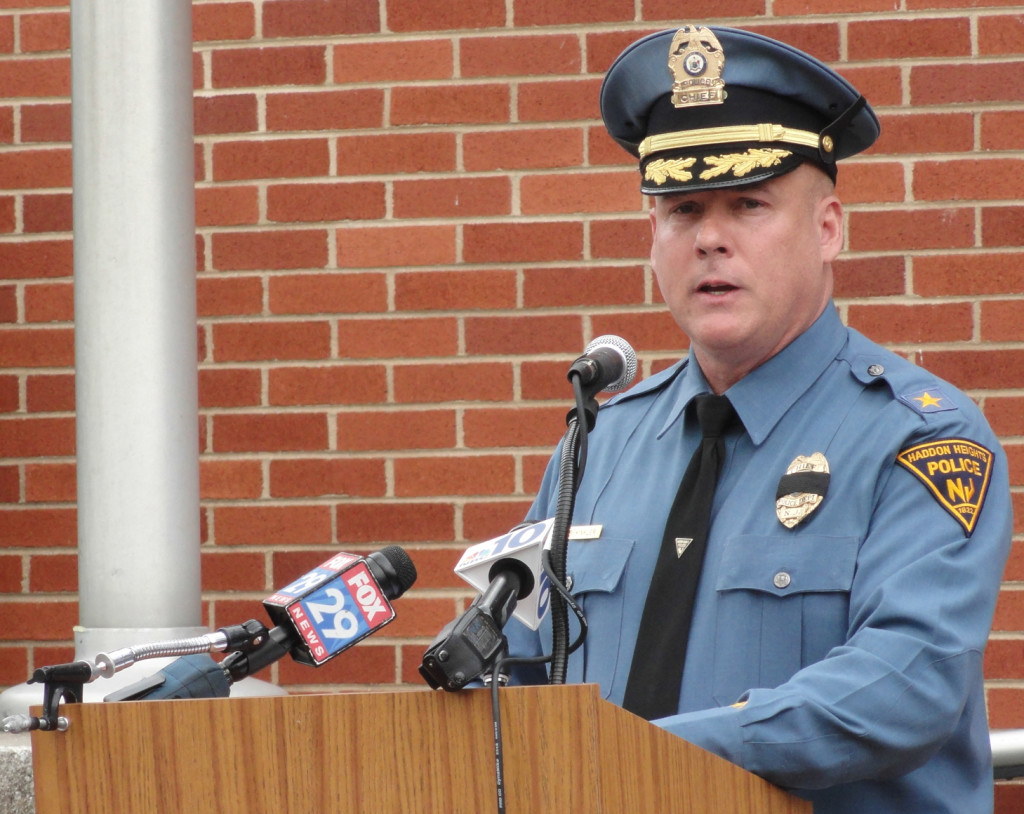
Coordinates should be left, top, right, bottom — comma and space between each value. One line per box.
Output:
31, 684, 809, 813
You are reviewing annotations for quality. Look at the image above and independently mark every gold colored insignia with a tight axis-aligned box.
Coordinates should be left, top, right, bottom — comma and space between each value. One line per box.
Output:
645, 157, 697, 185
668, 26, 726, 108
896, 438, 993, 534
701, 148, 793, 181
674, 538, 693, 558
776, 452, 830, 529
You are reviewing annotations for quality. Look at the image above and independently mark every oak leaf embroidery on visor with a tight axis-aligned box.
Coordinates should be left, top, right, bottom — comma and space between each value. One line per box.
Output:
699, 147, 792, 180
645, 156, 697, 185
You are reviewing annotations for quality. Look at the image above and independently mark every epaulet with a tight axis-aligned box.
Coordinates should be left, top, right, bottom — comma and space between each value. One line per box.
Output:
601, 357, 687, 409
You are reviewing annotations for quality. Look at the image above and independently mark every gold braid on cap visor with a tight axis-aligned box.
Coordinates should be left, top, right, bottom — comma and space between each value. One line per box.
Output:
637, 123, 827, 159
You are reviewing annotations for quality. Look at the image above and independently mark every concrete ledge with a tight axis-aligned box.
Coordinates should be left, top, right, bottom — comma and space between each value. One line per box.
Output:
0, 734, 35, 813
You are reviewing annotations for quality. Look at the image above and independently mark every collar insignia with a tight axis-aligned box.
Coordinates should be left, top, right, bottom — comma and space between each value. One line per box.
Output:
668, 25, 726, 108
899, 387, 958, 415
896, 438, 993, 534
674, 537, 693, 558
776, 452, 831, 529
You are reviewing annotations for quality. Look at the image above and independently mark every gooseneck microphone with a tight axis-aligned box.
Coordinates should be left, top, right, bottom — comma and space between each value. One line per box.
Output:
567, 334, 638, 394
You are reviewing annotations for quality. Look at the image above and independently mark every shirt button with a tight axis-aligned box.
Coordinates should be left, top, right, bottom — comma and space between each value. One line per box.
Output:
867, 364, 885, 377
773, 571, 792, 589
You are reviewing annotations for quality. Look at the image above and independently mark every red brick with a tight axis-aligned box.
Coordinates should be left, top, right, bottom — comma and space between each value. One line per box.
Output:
461, 34, 581, 78
0, 108, 11, 144
394, 269, 517, 312
915, 159, 1024, 202
23, 192, 72, 233
20, 102, 70, 143
464, 221, 583, 264
212, 138, 330, 181
0, 56, 68, 97
983, 207, 1024, 248
914, 253, 1024, 297
0, 147, 71, 189
846, 302, 973, 345
995, 784, 1024, 814
775, 0, 893, 12
985, 638, 1024, 679
198, 367, 261, 408
981, 111, 1024, 152
464, 127, 585, 172
390, 84, 510, 126
0, 507, 76, 547
914, 349, 1024, 391
387, 0, 504, 33
912, 61, 1024, 105
589, 123, 635, 167
979, 14, 1024, 55
0, 284, 15, 322
0, 463, 17, 498
516, 0, 633, 25
834, 162, 905, 205
523, 265, 645, 308
24, 282, 72, 323
393, 362, 514, 404
989, 687, 1024, 728
522, 170, 642, 215
269, 458, 386, 498
393, 176, 511, 219
1008, 442, 1024, 488
337, 224, 456, 268
0, 646, 28, 686
394, 455, 515, 498
336, 132, 456, 176
20, 10, 69, 52
0, 327, 72, 366
213, 413, 330, 453
199, 459, 263, 500
197, 275, 263, 316
277, 640, 396, 684
211, 229, 328, 271
0, 15, 11, 53
200, 549, 266, 592
24, 462, 75, 502
463, 406, 570, 448
985, 397, 1024, 437
0, 599, 76, 639
194, 94, 258, 136
267, 182, 386, 223
643, 0, 764, 20
523, 452, 554, 492
335, 501, 455, 543
27, 552, 76, 592
264, 0, 377, 36
0, 196, 14, 233
982, 301, 1024, 342
25, 373, 74, 412
269, 271, 387, 315
268, 365, 389, 407
590, 216, 651, 260
833, 256, 906, 299
387, 596, 459, 639
518, 78, 603, 122
464, 314, 582, 356
876, 112, 974, 156
336, 410, 456, 451
214, 504, 333, 545
212, 321, 331, 362
266, 89, 384, 132
847, 208, 974, 252
848, 17, 970, 61
0, 553, 21, 592
333, 40, 452, 82
211, 46, 327, 89
522, 359, 574, 400
193, 2, 256, 42
591, 310, 684, 352
463, 500, 535, 543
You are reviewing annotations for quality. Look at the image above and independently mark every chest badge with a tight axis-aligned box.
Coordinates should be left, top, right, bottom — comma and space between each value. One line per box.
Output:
776, 452, 831, 529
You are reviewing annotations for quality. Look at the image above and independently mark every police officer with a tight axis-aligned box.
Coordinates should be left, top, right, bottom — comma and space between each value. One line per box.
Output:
506, 25, 1013, 813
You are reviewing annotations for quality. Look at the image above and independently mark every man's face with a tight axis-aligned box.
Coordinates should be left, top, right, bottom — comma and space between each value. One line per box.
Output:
649, 163, 843, 390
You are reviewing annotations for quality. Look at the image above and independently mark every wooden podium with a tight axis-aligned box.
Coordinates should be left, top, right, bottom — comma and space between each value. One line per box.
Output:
30, 684, 809, 813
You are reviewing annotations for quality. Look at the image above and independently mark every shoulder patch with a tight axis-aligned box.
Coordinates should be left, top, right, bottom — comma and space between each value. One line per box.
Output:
896, 438, 993, 534
898, 387, 958, 415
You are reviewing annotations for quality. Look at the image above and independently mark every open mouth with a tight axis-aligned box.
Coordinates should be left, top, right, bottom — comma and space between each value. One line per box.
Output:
697, 281, 738, 295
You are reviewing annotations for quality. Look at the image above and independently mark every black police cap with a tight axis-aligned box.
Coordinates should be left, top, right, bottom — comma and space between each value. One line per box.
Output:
600, 26, 880, 194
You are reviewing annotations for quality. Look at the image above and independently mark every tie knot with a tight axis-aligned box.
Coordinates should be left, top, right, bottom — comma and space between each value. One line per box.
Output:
694, 393, 737, 438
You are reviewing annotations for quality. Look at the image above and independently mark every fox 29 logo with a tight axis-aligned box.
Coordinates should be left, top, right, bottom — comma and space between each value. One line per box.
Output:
287, 561, 395, 665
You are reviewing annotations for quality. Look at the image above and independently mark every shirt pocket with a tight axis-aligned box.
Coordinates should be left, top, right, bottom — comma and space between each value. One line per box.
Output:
539, 538, 634, 698
710, 534, 859, 706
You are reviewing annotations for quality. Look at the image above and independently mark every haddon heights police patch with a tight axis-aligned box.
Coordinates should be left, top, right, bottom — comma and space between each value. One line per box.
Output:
896, 438, 994, 535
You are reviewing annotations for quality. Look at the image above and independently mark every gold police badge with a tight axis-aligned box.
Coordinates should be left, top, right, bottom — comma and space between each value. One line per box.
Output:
668, 25, 726, 108
776, 453, 831, 528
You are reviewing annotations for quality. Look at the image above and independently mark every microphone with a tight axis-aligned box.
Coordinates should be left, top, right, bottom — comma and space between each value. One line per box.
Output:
419, 519, 554, 691
567, 334, 637, 394
103, 546, 417, 701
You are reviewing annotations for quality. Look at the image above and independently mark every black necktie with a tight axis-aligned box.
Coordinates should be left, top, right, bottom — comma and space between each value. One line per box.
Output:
622, 393, 739, 720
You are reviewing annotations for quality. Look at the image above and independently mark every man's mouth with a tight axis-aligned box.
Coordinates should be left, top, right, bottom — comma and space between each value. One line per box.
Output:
697, 281, 738, 295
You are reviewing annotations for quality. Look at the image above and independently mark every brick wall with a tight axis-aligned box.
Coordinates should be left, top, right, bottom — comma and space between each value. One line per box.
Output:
1, 0, 1023, 800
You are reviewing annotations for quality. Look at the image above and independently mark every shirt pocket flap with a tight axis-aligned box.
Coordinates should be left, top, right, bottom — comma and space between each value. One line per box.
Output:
715, 534, 859, 597
566, 538, 634, 595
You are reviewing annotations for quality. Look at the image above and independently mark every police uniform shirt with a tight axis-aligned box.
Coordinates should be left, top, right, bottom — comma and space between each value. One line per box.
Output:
507, 303, 1013, 813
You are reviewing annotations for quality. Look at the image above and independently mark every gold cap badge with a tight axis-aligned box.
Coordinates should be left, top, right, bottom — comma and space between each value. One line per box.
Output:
776, 453, 831, 528
668, 26, 726, 108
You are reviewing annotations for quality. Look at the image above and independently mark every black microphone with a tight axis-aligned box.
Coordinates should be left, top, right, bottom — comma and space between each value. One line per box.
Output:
104, 546, 417, 701
567, 334, 637, 394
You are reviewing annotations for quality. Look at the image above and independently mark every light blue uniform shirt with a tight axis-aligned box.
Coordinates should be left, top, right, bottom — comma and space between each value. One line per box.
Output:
509, 304, 1012, 813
